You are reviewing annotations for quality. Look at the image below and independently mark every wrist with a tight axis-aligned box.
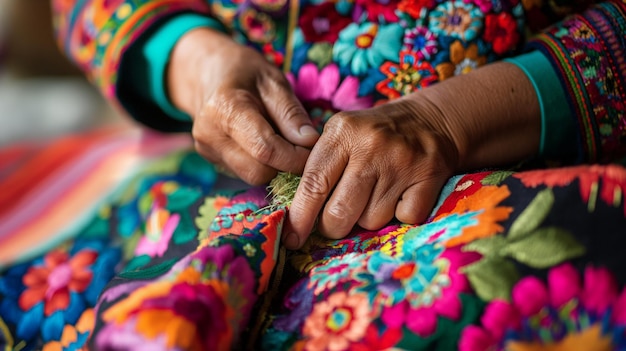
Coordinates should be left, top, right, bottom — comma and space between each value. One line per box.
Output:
415, 62, 541, 171
168, 27, 235, 117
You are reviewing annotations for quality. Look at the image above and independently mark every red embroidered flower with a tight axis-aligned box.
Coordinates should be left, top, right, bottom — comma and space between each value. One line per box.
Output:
355, 0, 400, 22
483, 12, 520, 54
19, 249, 96, 316
298, 2, 352, 43
377, 50, 438, 99
398, 0, 436, 18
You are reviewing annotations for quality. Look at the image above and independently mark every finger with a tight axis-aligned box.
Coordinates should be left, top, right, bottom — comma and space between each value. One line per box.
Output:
196, 138, 277, 185
357, 179, 404, 231
395, 177, 446, 224
258, 70, 320, 148
317, 164, 376, 239
224, 98, 312, 174
284, 139, 348, 249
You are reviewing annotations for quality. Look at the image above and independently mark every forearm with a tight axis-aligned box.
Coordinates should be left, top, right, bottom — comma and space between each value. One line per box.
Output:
412, 62, 541, 172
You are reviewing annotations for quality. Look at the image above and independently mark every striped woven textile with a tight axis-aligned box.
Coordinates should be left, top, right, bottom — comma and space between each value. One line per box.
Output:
0, 125, 192, 268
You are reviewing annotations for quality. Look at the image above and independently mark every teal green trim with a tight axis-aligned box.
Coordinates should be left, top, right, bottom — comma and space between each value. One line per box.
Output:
140, 14, 226, 122
506, 51, 575, 159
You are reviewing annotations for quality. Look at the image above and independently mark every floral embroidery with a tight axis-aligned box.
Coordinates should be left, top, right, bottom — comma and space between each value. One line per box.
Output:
42, 308, 94, 351
357, 245, 478, 337
298, 3, 352, 43
398, 0, 436, 18
100, 245, 256, 350
459, 264, 626, 351
434, 185, 513, 247
429, 1, 484, 41
286, 63, 373, 121
483, 12, 520, 54
239, 7, 276, 44
308, 252, 367, 295
377, 50, 438, 99
403, 26, 438, 60
514, 164, 626, 214
436, 40, 487, 80
354, 0, 400, 22
19, 250, 96, 316
302, 292, 372, 351
333, 22, 403, 76
134, 207, 179, 258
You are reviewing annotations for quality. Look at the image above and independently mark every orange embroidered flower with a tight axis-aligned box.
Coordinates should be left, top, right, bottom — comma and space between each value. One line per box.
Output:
436, 185, 513, 247
19, 249, 96, 316
514, 164, 626, 214
42, 309, 95, 351
303, 292, 371, 351
436, 41, 487, 80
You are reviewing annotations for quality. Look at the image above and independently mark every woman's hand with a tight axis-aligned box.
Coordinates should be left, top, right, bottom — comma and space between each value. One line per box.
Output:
168, 28, 319, 185
285, 62, 541, 249
284, 98, 458, 248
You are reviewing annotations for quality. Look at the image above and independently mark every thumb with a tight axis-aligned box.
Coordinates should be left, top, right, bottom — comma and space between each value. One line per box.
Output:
259, 72, 320, 148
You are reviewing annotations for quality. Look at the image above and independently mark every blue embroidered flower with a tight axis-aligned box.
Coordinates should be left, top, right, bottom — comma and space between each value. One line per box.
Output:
356, 243, 445, 304
333, 22, 403, 76
428, 0, 483, 42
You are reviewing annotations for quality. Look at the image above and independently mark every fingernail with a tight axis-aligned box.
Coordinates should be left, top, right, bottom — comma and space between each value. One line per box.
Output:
284, 232, 300, 249
299, 125, 319, 138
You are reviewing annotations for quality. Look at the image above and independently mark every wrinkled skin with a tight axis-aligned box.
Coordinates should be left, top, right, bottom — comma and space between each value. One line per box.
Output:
168, 28, 540, 250
169, 28, 320, 185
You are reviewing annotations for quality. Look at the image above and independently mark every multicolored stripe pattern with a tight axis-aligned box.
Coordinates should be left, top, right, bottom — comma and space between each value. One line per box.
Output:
0, 126, 192, 267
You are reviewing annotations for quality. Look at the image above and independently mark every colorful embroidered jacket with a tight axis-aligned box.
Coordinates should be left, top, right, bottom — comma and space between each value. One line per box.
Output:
52, 0, 626, 164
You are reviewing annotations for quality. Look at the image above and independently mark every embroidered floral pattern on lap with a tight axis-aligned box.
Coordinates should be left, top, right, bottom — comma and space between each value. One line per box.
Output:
459, 264, 626, 351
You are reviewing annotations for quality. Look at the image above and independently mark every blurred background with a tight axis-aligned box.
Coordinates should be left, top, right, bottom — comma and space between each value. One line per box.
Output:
0, 0, 124, 146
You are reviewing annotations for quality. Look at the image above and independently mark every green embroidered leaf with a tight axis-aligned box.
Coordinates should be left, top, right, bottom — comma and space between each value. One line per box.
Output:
122, 255, 151, 273
508, 188, 554, 240
307, 43, 333, 68
463, 257, 519, 302
119, 258, 178, 279
481, 171, 514, 186
462, 235, 507, 256
501, 227, 586, 268
166, 187, 201, 211
195, 197, 220, 241
173, 212, 197, 245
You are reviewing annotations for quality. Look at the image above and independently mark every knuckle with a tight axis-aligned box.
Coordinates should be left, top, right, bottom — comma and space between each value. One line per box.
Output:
299, 172, 332, 198
250, 137, 276, 164
324, 203, 351, 222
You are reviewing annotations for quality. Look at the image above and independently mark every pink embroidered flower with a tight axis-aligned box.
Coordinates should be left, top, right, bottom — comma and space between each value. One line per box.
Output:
483, 12, 520, 54
286, 63, 373, 111
403, 26, 438, 60
303, 292, 372, 351
135, 207, 180, 258
354, 0, 400, 23
19, 249, 96, 316
459, 264, 626, 351
378, 247, 478, 337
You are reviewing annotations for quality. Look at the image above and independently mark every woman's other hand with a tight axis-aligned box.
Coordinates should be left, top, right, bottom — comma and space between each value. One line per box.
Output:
168, 28, 319, 185
285, 62, 541, 249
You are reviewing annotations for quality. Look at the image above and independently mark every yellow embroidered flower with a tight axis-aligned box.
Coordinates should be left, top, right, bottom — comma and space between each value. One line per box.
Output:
436, 41, 487, 80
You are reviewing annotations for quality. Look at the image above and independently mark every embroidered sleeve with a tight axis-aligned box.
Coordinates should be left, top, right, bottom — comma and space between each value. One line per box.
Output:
51, 0, 213, 102
527, 0, 626, 163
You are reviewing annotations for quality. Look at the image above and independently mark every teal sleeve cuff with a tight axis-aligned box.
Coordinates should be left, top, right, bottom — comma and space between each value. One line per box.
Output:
505, 51, 576, 159
131, 14, 226, 122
